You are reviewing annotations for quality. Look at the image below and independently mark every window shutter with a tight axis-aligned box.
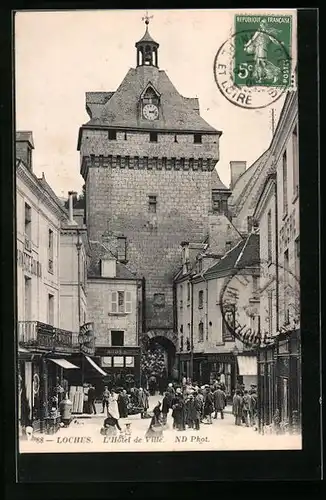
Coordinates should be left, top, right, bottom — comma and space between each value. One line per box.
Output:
111, 291, 118, 313
125, 291, 132, 313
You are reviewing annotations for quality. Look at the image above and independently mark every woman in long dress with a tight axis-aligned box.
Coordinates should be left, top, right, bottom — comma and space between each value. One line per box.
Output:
107, 389, 122, 431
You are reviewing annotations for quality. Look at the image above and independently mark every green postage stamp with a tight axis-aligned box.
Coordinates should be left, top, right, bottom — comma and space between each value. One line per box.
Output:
234, 14, 292, 88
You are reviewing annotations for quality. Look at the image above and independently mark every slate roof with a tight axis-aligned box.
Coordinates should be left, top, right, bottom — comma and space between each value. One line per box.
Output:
16, 131, 34, 148
136, 26, 159, 46
228, 150, 270, 209
204, 239, 245, 278
88, 240, 138, 280
82, 65, 219, 133
234, 232, 259, 269
211, 168, 230, 191
38, 174, 68, 214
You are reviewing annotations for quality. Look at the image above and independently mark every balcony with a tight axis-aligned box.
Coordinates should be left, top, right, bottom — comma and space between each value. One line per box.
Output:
18, 321, 80, 353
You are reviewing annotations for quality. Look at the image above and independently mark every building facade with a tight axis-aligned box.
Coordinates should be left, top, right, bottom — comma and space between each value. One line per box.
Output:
77, 20, 222, 372
16, 132, 90, 433
253, 91, 300, 432
87, 242, 141, 390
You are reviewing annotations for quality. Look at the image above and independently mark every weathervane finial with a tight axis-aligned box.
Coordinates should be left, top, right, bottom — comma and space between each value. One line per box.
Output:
142, 10, 153, 26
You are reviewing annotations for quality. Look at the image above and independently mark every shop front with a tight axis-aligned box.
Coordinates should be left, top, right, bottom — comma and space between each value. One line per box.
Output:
257, 329, 301, 432
95, 346, 141, 392
18, 320, 81, 433
178, 352, 236, 396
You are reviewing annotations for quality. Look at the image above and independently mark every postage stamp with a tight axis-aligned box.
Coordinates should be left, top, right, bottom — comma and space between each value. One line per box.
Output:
213, 13, 294, 109
234, 14, 292, 88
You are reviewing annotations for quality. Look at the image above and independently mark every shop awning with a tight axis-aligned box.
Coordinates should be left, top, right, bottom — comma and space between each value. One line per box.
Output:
85, 355, 107, 376
237, 356, 257, 376
49, 358, 79, 369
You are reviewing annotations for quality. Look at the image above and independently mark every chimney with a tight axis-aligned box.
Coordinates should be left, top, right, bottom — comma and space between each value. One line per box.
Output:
68, 191, 78, 225
16, 131, 34, 171
230, 161, 247, 189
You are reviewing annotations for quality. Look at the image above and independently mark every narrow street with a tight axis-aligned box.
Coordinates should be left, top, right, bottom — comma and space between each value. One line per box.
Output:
20, 394, 301, 453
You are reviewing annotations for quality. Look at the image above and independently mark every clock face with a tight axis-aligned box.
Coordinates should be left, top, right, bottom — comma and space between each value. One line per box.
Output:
143, 103, 159, 120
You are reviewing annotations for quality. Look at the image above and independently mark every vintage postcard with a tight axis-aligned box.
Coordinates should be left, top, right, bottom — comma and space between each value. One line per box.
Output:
15, 8, 302, 455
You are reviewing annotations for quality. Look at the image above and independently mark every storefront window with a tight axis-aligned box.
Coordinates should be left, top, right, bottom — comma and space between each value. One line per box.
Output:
113, 356, 124, 367
125, 356, 135, 367
102, 356, 112, 367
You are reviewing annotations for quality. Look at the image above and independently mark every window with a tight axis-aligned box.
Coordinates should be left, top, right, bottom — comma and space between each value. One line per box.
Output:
134, 156, 139, 168
198, 290, 204, 309
124, 132, 127, 140
252, 276, 258, 298
198, 158, 203, 169
180, 324, 183, 334
110, 291, 132, 314
101, 356, 112, 367
116, 156, 121, 167
268, 290, 273, 335
171, 158, 176, 168
198, 322, 204, 342
150, 132, 158, 142
24, 276, 32, 321
148, 195, 157, 213
162, 157, 167, 168
48, 229, 54, 273
48, 294, 54, 325
113, 356, 124, 367
295, 236, 300, 278
108, 130, 117, 140
223, 305, 235, 341
187, 283, 191, 302
24, 203, 32, 250
143, 157, 148, 168
117, 237, 127, 262
292, 126, 299, 196
111, 330, 124, 347
284, 249, 290, 323
153, 157, 158, 169
180, 158, 185, 168
125, 156, 130, 168
125, 356, 135, 367
283, 150, 288, 215
174, 135, 178, 143
212, 191, 220, 212
225, 241, 232, 252
267, 210, 272, 262
194, 134, 202, 144
189, 158, 194, 169
153, 293, 165, 307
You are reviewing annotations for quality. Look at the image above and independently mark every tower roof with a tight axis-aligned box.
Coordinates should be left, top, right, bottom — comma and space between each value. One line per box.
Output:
136, 26, 159, 47
81, 67, 220, 134
212, 169, 230, 191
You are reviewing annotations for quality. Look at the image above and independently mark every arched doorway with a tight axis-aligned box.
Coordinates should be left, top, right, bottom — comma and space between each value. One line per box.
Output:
148, 336, 176, 379
140, 333, 178, 390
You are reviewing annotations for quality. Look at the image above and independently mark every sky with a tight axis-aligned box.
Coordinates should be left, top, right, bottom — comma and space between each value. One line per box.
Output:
15, 9, 297, 198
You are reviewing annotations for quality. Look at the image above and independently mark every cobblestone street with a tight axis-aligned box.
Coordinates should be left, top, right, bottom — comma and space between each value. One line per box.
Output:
20, 395, 301, 453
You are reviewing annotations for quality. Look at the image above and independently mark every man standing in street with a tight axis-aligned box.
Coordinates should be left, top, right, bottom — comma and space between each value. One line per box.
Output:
232, 389, 243, 426
101, 385, 110, 415
213, 384, 226, 420
88, 383, 97, 415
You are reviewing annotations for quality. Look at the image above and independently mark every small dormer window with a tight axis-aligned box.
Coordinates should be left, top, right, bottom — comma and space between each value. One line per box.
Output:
117, 237, 127, 262
108, 130, 117, 140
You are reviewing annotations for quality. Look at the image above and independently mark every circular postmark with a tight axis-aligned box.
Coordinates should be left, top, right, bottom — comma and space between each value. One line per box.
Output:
213, 29, 292, 109
219, 259, 300, 348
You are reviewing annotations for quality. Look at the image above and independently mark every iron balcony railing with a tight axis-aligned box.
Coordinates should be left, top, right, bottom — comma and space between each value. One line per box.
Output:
18, 321, 80, 352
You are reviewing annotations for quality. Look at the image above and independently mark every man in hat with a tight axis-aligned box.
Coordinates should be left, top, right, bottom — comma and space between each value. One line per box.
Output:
171, 388, 185, 431
213, 384, 227, 420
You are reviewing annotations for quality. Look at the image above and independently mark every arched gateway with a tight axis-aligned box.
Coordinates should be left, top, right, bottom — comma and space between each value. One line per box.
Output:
143, 330, 178, 381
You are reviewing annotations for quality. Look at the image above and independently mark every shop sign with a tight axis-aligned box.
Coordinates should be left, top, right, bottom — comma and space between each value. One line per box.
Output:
96, 347, 140, 357
78, 322, 95, 355
17, 249, 42, 277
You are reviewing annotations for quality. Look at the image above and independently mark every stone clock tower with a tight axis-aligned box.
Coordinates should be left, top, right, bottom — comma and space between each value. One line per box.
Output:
77, 17, 222, 365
